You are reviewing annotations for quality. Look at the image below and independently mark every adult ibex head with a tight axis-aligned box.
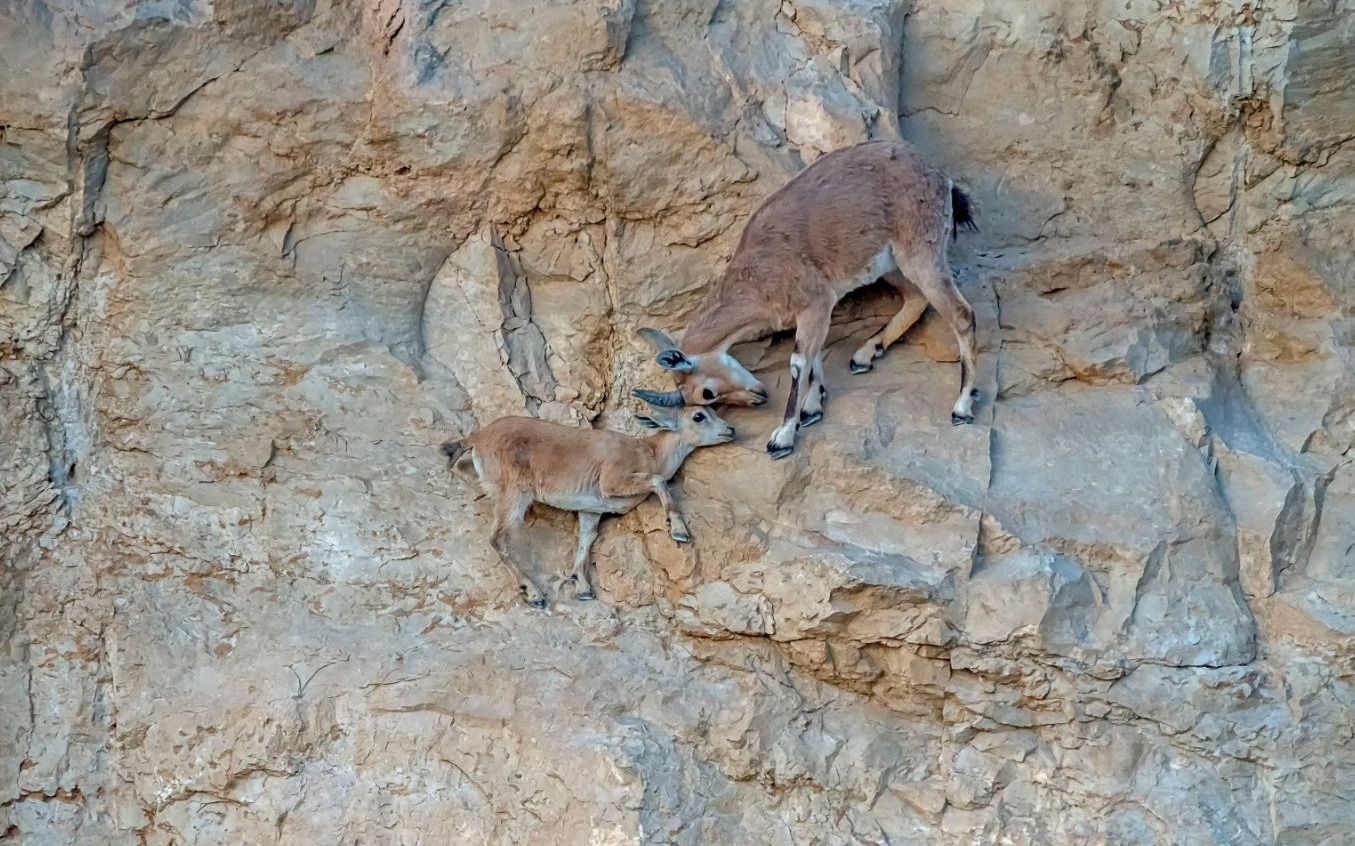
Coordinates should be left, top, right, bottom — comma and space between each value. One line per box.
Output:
634, 326, 770, 408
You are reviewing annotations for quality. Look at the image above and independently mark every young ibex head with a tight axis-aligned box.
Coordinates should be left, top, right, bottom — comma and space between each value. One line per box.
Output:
635, 327, 769, 408
634, 396, 738, 447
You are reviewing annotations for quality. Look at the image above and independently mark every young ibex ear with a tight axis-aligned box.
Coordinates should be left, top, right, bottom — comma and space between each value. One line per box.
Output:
637, 327, 679, 352
655, 349, 695, 373
634, 388, 685, 408
634, 412, 677, 431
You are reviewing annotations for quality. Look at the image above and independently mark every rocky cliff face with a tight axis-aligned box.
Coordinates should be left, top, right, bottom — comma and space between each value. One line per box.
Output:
3, 0, 1353, 843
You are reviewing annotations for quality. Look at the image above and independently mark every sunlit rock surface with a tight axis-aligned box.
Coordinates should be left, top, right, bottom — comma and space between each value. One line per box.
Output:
2, 0, 1353, 842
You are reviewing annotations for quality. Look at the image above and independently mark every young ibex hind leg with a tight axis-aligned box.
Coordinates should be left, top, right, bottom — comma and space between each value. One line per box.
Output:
570, 511, 601, 601
490, 490, 547, 609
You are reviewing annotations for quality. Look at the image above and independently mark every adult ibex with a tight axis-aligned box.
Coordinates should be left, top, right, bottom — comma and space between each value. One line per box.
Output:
636, 139, 979, 459
441, 401, 735, 608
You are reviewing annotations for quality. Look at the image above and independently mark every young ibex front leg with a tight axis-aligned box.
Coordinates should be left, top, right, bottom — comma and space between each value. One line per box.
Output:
599, 469, 694, 544
649, 476, 692, 543
798, 354, 826, 428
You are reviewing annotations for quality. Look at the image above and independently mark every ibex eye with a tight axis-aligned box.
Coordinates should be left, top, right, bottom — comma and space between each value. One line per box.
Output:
702, 388, 716, 401
693, 412, 706, 422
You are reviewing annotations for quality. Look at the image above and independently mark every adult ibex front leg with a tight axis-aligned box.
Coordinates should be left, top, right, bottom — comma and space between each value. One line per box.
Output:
766, 298, 832, 459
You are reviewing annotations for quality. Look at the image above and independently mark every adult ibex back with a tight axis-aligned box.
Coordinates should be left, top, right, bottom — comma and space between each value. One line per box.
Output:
636, 139, 979, 459
442, 399, 735, 608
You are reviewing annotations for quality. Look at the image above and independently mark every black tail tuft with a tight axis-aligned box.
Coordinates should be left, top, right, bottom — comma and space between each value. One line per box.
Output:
441, 440, 467, 466
951, 185, 977, 240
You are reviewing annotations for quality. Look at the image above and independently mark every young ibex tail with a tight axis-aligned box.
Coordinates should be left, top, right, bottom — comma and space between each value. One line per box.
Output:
636, 138, 980, 459
441, 440, 474, 477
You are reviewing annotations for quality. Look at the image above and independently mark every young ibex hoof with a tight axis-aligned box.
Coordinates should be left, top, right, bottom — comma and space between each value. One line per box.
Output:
798, 410, 823, 428
951, 412, 974, 426
766, 443, 795, 460
670, 527, 692, 544
849, 360, 873, 375
570, 574, 596, 600
520, 585, 547, 609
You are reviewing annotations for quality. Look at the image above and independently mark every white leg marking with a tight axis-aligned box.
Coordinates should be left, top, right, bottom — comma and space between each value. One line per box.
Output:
850, 334, 886, 371
952, 389, 977, 422
802, 383, 823, 415
768, 418, 798, 450
851, 296, 927, 372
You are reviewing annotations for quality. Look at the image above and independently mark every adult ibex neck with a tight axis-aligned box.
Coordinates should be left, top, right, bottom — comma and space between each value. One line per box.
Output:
681, 291, 769, 355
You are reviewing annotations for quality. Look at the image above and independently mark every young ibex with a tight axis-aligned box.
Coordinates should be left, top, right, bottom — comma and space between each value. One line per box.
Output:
441, 400, 735, 608
635, 138, 979, 459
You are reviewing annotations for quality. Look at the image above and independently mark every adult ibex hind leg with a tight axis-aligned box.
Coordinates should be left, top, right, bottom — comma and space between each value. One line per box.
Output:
897, 249, 979, 424
849, 271, 929, 374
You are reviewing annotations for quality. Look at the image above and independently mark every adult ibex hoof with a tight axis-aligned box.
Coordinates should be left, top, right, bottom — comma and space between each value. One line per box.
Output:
951, 412, 974, 426
849, 360, 872, 375
521, 585, 547, 609
766, 443, 795, 460
799, 410, 823, 428
576, 588, 596, 601
671, 527, 692, 544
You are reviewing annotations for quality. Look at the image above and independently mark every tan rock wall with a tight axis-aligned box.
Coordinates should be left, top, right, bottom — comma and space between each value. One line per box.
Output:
2, 0, 1352, 843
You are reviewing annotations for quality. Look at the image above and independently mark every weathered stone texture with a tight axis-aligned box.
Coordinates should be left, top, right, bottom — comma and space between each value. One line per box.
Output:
2, 0, 1353, 843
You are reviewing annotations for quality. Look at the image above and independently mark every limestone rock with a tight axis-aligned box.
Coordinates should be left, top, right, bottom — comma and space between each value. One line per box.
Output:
3, 0, 1355, 843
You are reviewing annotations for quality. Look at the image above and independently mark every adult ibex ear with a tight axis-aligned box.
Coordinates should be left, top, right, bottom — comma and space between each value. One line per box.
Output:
634, 412, 676, 431
655, 349, 695, 373
634, 388, 685, 408
637, 327, 679, 352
